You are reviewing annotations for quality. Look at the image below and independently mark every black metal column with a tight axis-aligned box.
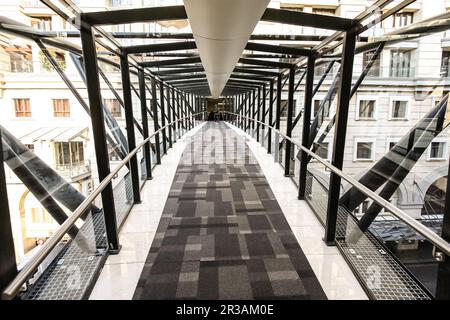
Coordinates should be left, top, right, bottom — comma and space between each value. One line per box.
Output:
261, 84, 266, 147
298, 55, 316, 199
252, 89, 256, 133
166, 85, 173, 149
242, 93, 245, 129
268, 80, 274, 154
80, 19, 120, 253
256, 86, 261, 142
120, 53, 141, 203
0, 129, 17, 293
324, 31, 357, 245
275, 75, 282, 162
138, 70, 152, 180
246, 91, 250, 132
151, 77, 161, 164
176, 90, 182, 136
159, 81, 167, 155
284, 66, 295, 177
172, 87, 178, 141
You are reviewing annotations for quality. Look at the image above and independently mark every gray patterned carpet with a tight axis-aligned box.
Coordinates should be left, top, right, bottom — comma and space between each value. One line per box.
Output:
133, 122, 326, 300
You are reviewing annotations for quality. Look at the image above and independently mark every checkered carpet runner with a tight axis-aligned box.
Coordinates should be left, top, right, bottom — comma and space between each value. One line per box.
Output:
133, 122, 326, 300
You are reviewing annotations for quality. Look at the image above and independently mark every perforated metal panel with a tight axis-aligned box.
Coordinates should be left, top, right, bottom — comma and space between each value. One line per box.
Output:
23, 211, 108, 300
304, 170, 432, 300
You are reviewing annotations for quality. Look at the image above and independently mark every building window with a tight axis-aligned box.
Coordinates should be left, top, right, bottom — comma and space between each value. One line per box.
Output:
363, 50, 381, 77
428, 141, 447, 160
14, 98, 32, 117
54, 141, 84, 167
313, 100, 321, 117
280, 4, 303, 12
31, 207, 53, 224
392, 12, 413, 28
313, 99, 330, 119
53, 99, 70, 117
357, 100, 376, 119
312, 8, 336, 16
355, 140, 375, 161
389, 141, 397, 150
316, 142, 329, 160
39, 50, 66, 72
390, 100, 409, 120
390, 50, 412, 78
280, 100, 296, 118
9, 52, 33, 73
104, 99, 122, 118
108, 144, 121, 162
440, 51, 450, 77
30, 16, 52, 31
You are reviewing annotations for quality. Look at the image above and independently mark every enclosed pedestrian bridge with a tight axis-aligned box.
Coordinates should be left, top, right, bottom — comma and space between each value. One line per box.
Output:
1, 0, 450, 301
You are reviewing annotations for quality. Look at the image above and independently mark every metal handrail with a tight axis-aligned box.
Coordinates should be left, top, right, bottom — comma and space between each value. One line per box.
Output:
2, 113, 204, 300
226, 111, 450, 257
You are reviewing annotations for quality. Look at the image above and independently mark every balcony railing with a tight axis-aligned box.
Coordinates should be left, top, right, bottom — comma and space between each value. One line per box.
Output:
10, 60, 34, 73
390, 67, 415, 78
54, 160, 91, 180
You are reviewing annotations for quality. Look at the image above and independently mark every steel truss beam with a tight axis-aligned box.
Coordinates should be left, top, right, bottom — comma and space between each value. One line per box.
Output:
261, 7, 356, 31
246, 42, 311, 57
142, 56, 201, 67
155, 67, 205, 76
123, 41, 197, 54
239, 58, 293, 69
233, 67, 279, 77
84, 5, 188, 26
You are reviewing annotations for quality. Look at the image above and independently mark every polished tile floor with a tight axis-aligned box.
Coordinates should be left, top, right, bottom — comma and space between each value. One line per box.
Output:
89, 121, 368, 300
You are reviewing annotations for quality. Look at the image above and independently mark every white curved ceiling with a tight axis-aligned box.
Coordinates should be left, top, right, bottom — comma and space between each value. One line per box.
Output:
183, 0, 270, 98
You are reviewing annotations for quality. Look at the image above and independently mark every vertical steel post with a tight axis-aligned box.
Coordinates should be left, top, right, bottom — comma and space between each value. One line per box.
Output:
171, 87, 177, 142
252, 89, 256, 134
261, 84, 266, 147
324, 31, 357, 245
256, 86, 261, 142
245, 91, 250, 132
0, 129, 17, 292
120, 53, 140, 203
159, 81, 167, 155
241, 93, 245, 129
151, 77, 161, 164
138, 70, 152, 180
268, 80, 274, 154
298, 55, 316, 199
274, 74, 282, 162
80, 18, 120, 253
166, 85, 173, 149
284, 66, 295, 177
176, 90, 182, 137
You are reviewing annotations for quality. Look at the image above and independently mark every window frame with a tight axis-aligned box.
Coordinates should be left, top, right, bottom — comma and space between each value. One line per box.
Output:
13, 98, 32, 118
104, 98, 123, 119
389, 96, 410, 120
362, 50, 382, 77
386, 137, 401, 153
52, 98, 71, 118
427, 139, 448, 161
279, 99, 296, 118
390, 49, 413, 78
392, 11, 414, 28
355, 96, 378, 120
354, 137, 376, 162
